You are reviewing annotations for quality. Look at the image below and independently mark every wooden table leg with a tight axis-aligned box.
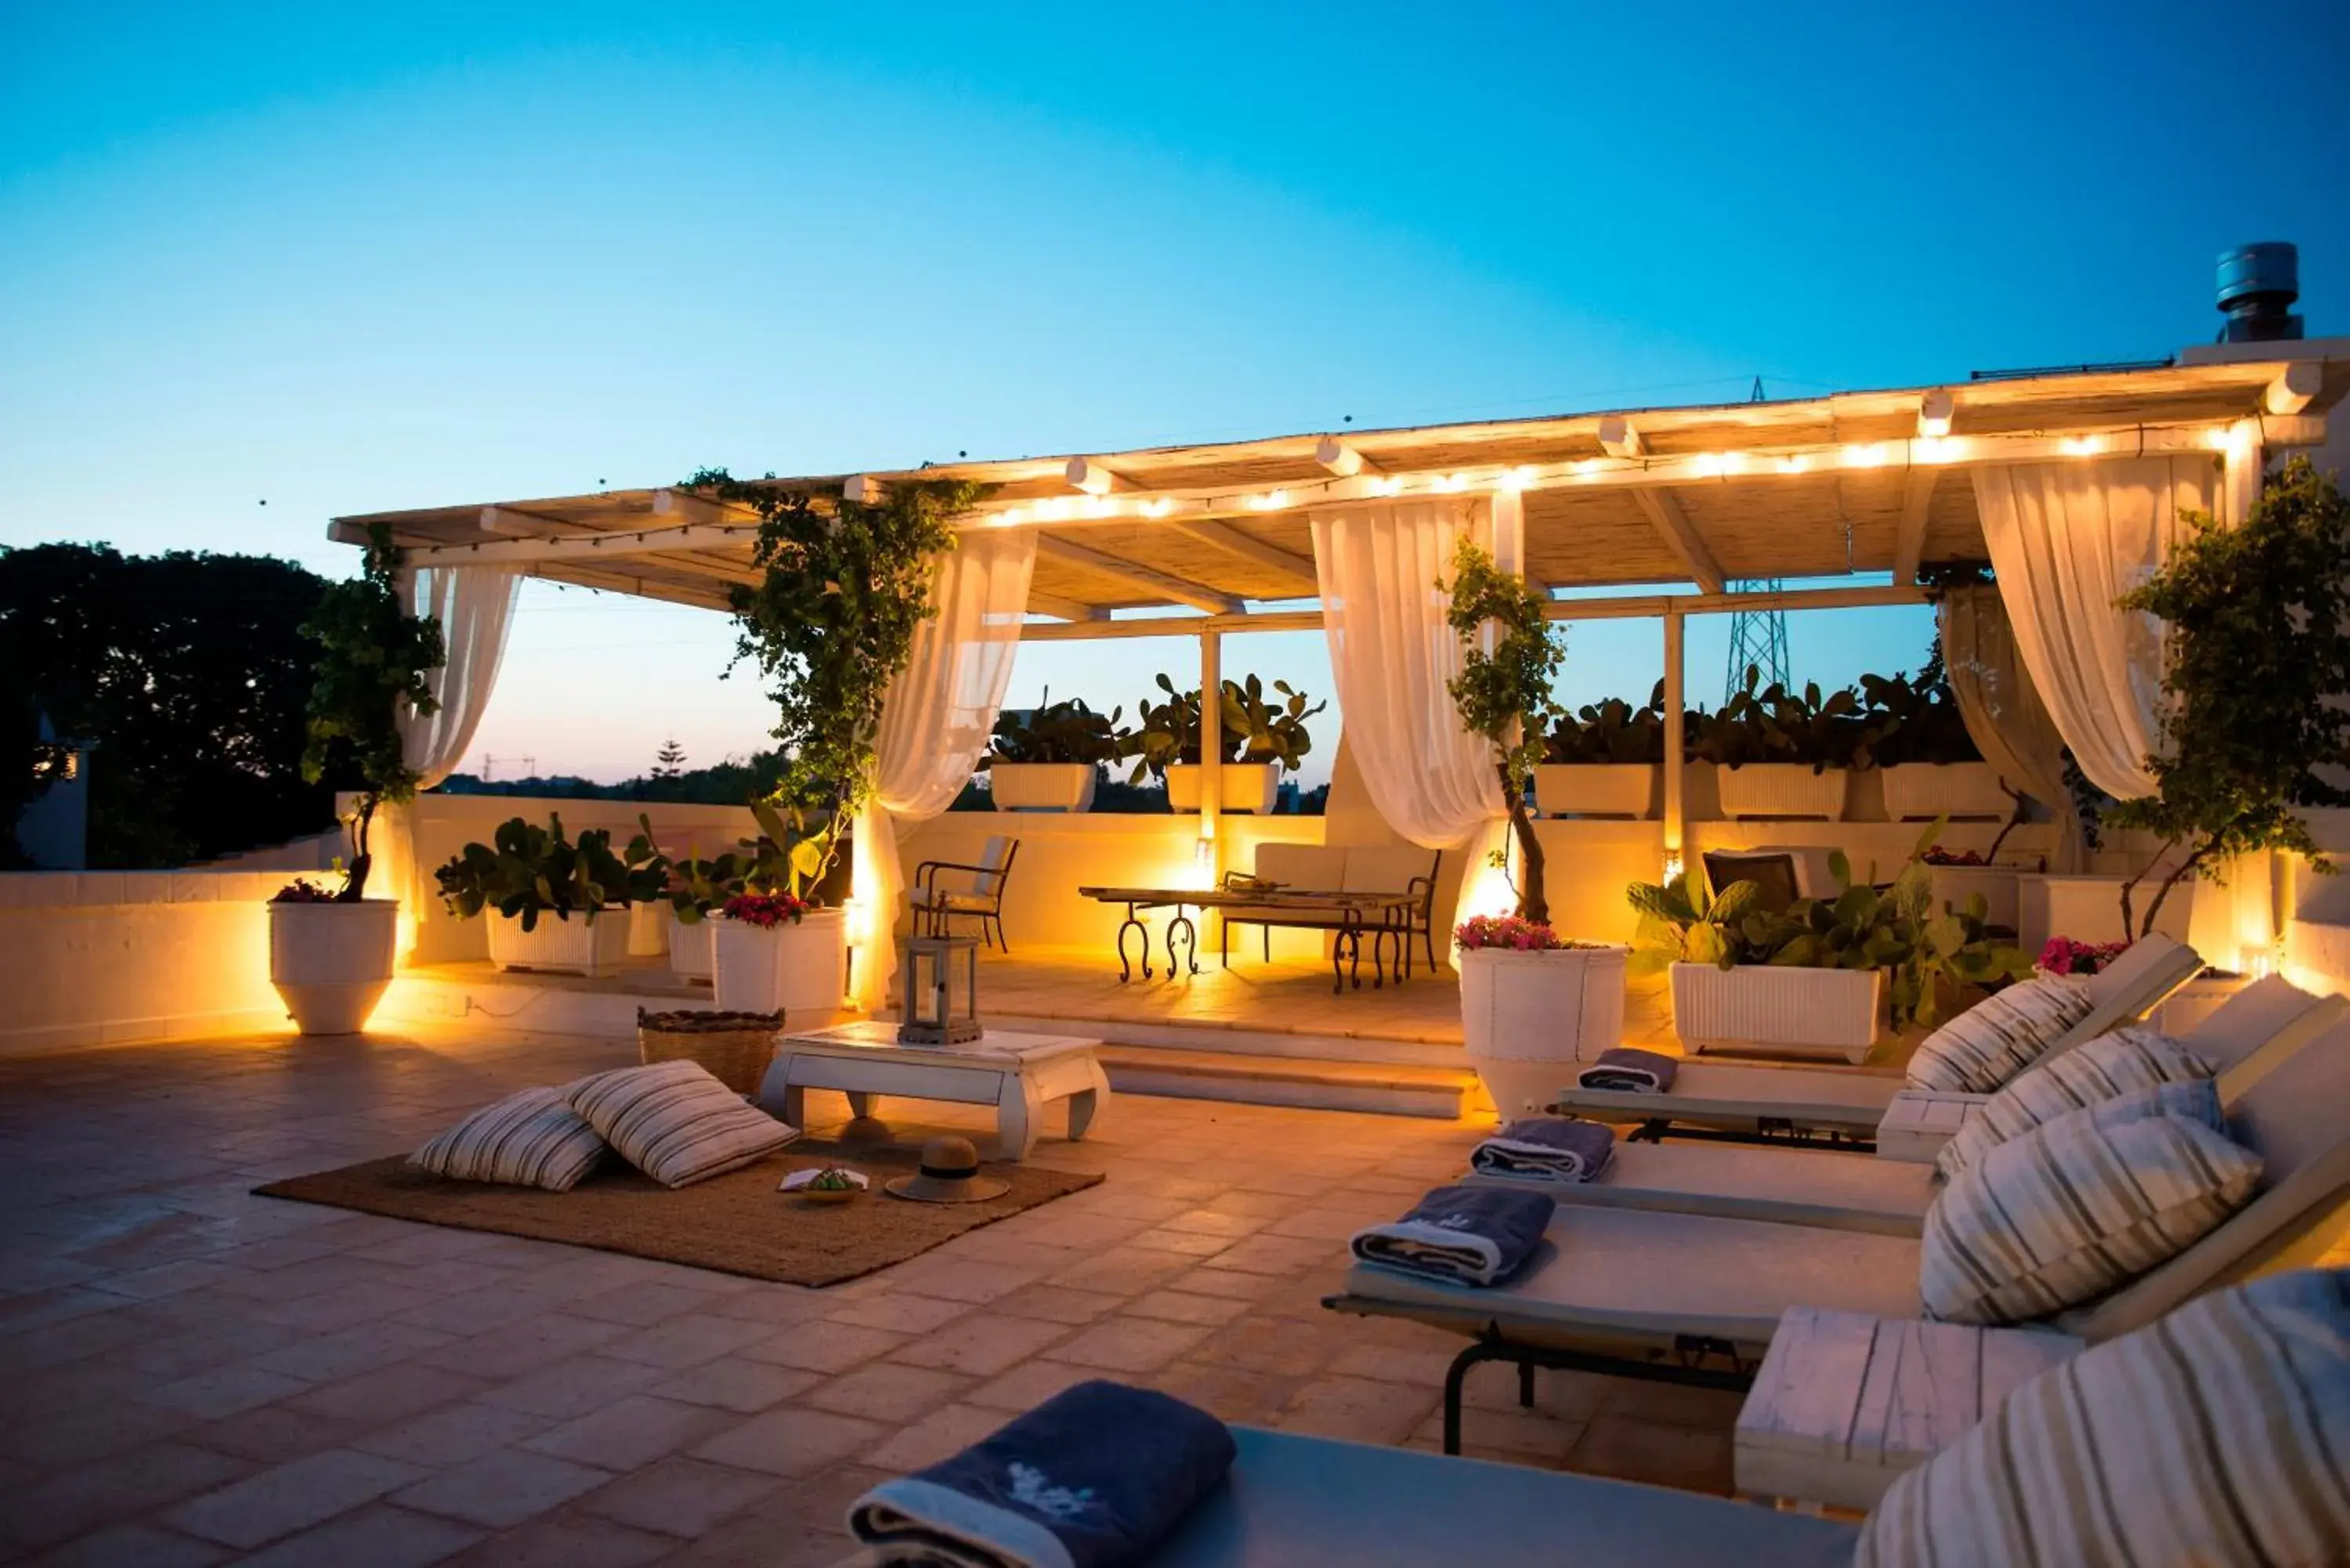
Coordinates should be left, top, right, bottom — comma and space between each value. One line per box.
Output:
779, 1082, 807, 1130
845, 1091, 880, 1119
995, 1072, 1043, 1161
1066, 1057, 1112, 1140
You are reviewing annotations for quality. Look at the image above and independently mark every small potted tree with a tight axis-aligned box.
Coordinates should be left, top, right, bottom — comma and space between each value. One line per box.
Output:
982, 696, 1125, 811
1130, 674, 1326, 814
271, 522, 444, 1035
433, 813, 666, 976
1442, 539, 1629, 1113
1533, 682, 1665, 818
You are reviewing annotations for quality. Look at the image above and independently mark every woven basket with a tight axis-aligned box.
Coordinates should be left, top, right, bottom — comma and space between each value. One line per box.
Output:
636, 1008, 783, 1097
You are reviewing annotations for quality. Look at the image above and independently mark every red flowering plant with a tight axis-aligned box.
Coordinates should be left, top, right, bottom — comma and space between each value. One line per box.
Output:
724, 892, 811, 929
1455, 914, 1571, 952
2038, 936, 2131, 977
1921, 847, 1987, 866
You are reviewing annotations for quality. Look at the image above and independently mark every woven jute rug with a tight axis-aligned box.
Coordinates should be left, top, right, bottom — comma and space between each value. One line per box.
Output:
255, 1141, 1102, 1288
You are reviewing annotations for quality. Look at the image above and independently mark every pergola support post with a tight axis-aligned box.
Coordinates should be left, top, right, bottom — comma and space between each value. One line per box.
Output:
1198, 625, 1224, 916
1662, 606, 1687, 886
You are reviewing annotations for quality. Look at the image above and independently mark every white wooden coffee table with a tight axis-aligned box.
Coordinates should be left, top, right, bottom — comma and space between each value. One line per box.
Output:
767, 1021, 1111, 1160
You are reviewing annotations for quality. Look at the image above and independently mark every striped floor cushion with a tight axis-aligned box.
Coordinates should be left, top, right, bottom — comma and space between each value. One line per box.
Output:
1936, 1026, 2214, 1180
564, 1059, 799, 1188
410, 1087, 609, 1191
1920, 1102, 2261, 1325
1858, 1266, 2350, 1568
1904, 975, 2095, 1094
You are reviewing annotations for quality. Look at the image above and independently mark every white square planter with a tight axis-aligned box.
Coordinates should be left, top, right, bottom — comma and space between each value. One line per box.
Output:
488, 909, 631, 976
988, 764, 1097, 812
1668, 962, 1882, 1063
627, 900, 670, 957
1716, 765, 1850, 820
712, 908, 848, 1015
269, 899, 399, 1035
1165, 763, 1280, 815
1930, 865, 2020, 932
668, 911, 716, 981
1533, 764, 1657, 819
1883, 763, 2012, 821
1459, 945, 1630, 1117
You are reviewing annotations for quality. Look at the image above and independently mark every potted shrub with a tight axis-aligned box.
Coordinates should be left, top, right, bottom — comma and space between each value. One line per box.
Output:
1128, 673, 1326, 814
1628, 826, 2031, 1062
982, 696, 1124, 812
1534, 682, 1665, 818
1697, 667, 1860, 820
709, 799, 850, 1013
273, 521, 444, 1035
1455, 915, 1629, 1115
1863, 667, 2011, 820
433, 813, 665, 976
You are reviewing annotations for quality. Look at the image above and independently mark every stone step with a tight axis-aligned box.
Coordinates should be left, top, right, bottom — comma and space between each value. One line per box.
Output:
1094, 1043, 1480, 1121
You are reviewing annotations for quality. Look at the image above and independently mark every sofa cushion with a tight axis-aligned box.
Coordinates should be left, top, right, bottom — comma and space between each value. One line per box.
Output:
563, 1060, 799, 1189
1341, 847, 1438, 898
410, 1087, 609, 1192
1250, 844, 1348, 891
1905, 974, 2095, 1094
1857, 1266, 2350, 1568
1937, 1025, 2214, 1180
1921, 1104, 2261, 1325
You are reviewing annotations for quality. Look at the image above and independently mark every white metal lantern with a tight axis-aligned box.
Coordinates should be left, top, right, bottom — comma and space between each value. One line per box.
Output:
898, 935, 983, 1046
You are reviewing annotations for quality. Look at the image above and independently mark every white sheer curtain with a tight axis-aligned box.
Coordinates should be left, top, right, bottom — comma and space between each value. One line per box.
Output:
849, 529, 1036, 1010
378, 565, 522, 952
1940, 585, 2084, 873
1971, 457, 2215, 801
1311, 496, 1516, 932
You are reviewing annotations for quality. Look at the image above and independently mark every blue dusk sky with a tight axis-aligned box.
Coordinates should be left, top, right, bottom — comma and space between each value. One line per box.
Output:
5, 2, 2345, 786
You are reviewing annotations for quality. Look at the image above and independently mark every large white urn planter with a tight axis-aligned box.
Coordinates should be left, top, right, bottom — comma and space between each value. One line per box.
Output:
1882, 762, 2012, 821
1668, 962, 1882, 1064
713, 908, 848, 1015
269, 899, 399, 1035
1165, 762, 1281, 815
668, 911, 716, 981
1459, 945, 1630, 1117
487, 909, 631, 977
1533, 764, 1656, 819
1716, 764, 1850, 820
989, 764, 1097, 812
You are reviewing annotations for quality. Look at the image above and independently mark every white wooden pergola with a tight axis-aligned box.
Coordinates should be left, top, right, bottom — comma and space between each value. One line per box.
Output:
334, 357, 2340, 872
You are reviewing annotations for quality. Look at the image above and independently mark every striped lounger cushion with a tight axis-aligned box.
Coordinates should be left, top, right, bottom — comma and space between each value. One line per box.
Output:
564, 1059, 800, 1189
410, 1086, 609, 1191
1904, 974, 2095, 1094
1920, 1097, 2260, 1325
1936, 1026, 2214, 1180
1857, 1266, 2350, 1568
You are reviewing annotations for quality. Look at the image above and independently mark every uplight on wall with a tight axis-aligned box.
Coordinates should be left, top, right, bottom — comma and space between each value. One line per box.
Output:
1662, 852, 1686, 887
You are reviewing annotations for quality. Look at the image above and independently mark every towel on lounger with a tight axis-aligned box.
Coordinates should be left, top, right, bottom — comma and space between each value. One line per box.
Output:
1470, 1117, 1617, 1183
848, 1379, 1234, 1568
1576, 1047, 1678, 1093
1350, 1184, 1554, 1287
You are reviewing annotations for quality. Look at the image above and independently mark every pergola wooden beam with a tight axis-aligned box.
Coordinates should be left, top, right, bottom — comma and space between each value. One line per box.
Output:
1314, 436, 1377, 477
1627, 489, 1726, 594
1065, 457, 1137, 495
1170, 522, 1320, 595
2266, 363, 2323, 416
1025, 591, 1106, 623
1893, 468, 1938, 586
1032, 536, 1241, 615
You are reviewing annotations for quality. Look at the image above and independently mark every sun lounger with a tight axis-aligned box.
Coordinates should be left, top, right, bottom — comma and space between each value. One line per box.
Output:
1548, 934, 2205, 1145
1329, 1010, 2350, 1452
1466, 977, 2346, 1237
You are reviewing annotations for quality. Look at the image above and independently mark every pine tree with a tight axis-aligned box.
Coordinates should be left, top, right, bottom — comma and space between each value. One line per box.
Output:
652, 737, 686, 779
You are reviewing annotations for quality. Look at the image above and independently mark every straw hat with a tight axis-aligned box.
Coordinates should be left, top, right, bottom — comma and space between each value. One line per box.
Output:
884, 1136, 1010, 1205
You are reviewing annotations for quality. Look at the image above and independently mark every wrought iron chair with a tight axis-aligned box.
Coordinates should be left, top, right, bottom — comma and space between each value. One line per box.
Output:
910, 837, 1021, 951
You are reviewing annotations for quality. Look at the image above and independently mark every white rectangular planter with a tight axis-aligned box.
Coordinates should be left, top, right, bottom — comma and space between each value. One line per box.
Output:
1716, 764, 1850, 820
1930, 865, 2020, 932
1882, 762, 2012, 821
988, 764, 1097, 812
1165, 762, 1280, 815
1459, 945, 1630, 1117
1533, 764, 1656, 818
627, 900, 670, 957
1669, 962, 1882, 1063
712, 908, 848, 1015
669, 912, 716, 981
487, 909, 631, 977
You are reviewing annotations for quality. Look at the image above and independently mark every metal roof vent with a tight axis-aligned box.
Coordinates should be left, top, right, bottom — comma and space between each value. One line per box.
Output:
2216, 243, 2302, 342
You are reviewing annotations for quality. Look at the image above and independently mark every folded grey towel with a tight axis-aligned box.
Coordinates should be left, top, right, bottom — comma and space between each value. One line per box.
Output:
1350, 1184, 1554, 1287
1470, 1118, 1617, 1183
848, 1380, 1235, 1568
1577, 1047, 1679, 1093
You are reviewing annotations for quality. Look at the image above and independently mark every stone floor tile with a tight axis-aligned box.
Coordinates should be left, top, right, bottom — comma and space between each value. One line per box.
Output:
415, 1313, 628, 1379
350, 1401, 559, 1468
566, 1281, 725, 1327
0, 1394, 195, 1469
1145, 1361, 1301, 1425
521, 1394, 734, 1472
1119, 1288, 1254, 1328
1160, 1265, 1285, 1302
1042, 1248, 1195, 1297
964, 1358, 1103, 1413
862, 1401, 1012, 1473
1039, 1316, 1214, 1374
14, 1522, 227, 1568
230, 1504, 483, 1568
985, 1283, 1129, 1326
882, 1312, 1072, 1377
1160, 1207, 1266, 1237
280, 1360, 494, 1425
592, 1312, 779, 1371
573, 1455, 786, 1538
816, 1291, 974, 1335
438, 1512, 674, 1568
647, 1359, 819, 1414
1272, 1374, 1438, 1446
737, 1319, 909, 1375
867, 1258, 1042, 1304
165, 1447, 432, 1549
391, 1447, 612, 1530
1566, 1414, 1736, 1495
688, 1407, 885, 1477
472, 1353, 670, 1418
250, 1320, 456, 1385
136, 1362, 315, 1421
801, 1361, 971, 1423
190, 1403, 377, 1464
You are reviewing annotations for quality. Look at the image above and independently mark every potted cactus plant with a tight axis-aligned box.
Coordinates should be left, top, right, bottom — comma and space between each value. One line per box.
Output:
982, 696, 1126, 812
1130, 674, 1326, 814
1697, 667, 1863, 820
1534, 681, 1667, 818
433, 813, 667, 977
1863, 667, 2010, 821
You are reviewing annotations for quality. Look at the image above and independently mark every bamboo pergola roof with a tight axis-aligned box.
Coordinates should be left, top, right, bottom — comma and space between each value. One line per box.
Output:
332, 356, 2345, 636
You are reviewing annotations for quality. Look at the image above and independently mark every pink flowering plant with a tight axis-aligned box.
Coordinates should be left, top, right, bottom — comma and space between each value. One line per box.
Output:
724, 892, 811, 930
2038, 936, 2131, 977
1455, 914, 1574, 952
